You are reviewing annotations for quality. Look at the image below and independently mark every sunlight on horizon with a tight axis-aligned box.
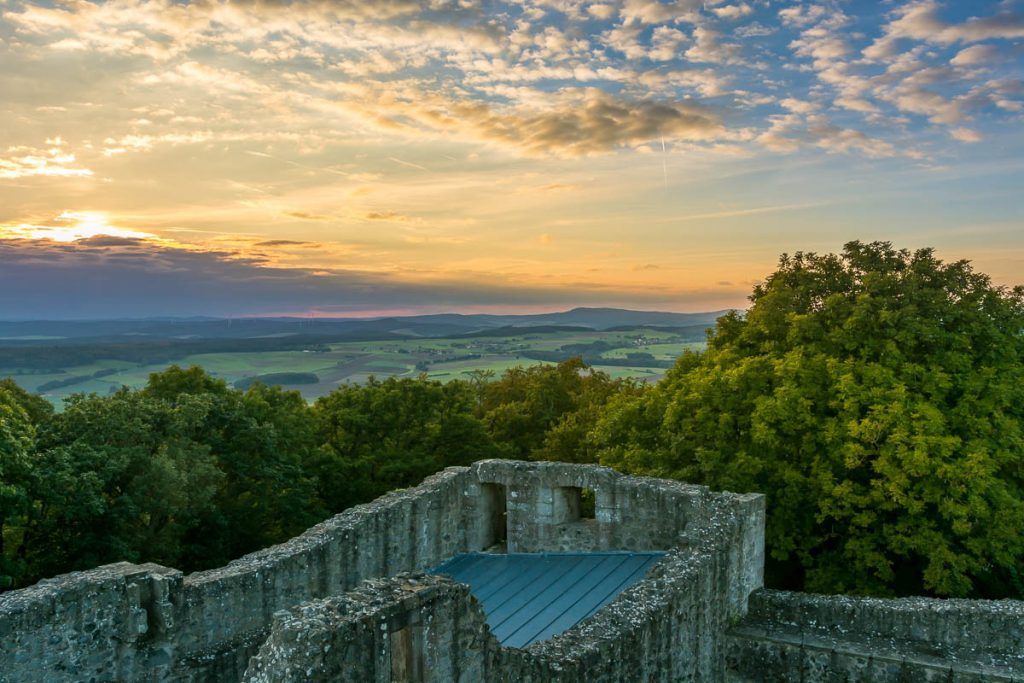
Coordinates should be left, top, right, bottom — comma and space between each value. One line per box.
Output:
0, 211, 155, 243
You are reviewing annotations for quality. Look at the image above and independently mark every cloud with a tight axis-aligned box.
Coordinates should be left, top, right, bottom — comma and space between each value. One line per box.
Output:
489, 93, 723, 155
1, 0, 1010, 178
0, 144, 94, 180
779, 98, 820, 114
864, 1, 1024, 60
649, 26, 687, 61
0, 212, 154, 242
949, 127, 982, 143
778, 4, 828, 28
774, 1, 1023, 144
639, 68, 731, 97
365, 211, 412, 221
950, 45, 997, 67
685, 26, 743, 65
344, 86, 726, 156
281, 213, 329, 222
832, 96, 877, 113
0, 235, 714, 318
711, 4, 752, 21
620, 0, 703, 26
734, 22, 774, 38
0, 0, 1020, 290
757, 113, 902, 158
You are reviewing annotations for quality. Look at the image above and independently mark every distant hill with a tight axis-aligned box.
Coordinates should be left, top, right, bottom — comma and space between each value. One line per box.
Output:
0, 307, 730, 343
509, 307, 726, 330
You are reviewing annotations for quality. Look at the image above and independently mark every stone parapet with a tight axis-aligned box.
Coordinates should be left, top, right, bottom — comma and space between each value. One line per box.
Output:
725, 589, 1024, 681
0, 459, 775, 682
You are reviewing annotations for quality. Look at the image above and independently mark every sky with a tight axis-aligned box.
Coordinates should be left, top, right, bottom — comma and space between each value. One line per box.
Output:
0, 0, 1022, 319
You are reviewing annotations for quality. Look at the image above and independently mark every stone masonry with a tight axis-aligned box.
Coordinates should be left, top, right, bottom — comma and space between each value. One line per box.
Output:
0, 460, 1020, 682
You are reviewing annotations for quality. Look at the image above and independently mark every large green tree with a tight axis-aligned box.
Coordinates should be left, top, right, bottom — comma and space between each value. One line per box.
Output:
0, 386, 36, 587
480, 358, 640, 462
0, 378, 54, 427
596, 242, 1024, 598
313, 376, 501, 511
25, 388, 223, 579
180, 383, 324, 567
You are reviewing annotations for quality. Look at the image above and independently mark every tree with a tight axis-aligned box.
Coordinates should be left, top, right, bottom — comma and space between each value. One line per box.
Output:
0, 387, 35, 587
480, 358, 639, 462
596, 242, 1024, 598
143, 364, 230, 399
24, 388, 223, 580
175, 381, 324, 568
313, 376, 501, 512
0, 378, 54, 427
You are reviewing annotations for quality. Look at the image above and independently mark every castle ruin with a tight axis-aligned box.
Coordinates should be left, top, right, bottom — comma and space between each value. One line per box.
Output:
1, 460, 1021, 681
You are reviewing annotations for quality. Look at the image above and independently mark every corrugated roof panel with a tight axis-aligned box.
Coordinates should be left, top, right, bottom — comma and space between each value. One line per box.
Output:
429, 551, 665, 647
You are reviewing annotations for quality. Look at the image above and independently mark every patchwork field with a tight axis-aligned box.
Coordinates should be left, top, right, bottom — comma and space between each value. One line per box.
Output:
2, 328, 707, 406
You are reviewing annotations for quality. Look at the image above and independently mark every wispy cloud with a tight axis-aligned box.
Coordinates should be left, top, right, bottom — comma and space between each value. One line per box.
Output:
0, 144, 93, 179
656, 202, 827, 222
0, 0, 1021, 316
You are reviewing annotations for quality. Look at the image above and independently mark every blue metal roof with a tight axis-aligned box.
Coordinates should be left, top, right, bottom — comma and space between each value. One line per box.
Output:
429, 551, 665, 648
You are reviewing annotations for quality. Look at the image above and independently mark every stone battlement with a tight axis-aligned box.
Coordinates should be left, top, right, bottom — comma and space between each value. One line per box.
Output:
1, 460, 1019, 682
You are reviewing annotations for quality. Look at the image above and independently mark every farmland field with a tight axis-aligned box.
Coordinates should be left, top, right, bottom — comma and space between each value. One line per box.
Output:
2, 327, 707, 406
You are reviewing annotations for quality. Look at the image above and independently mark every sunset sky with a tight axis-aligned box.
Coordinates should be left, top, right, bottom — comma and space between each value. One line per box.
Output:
1, 0, 1022, 318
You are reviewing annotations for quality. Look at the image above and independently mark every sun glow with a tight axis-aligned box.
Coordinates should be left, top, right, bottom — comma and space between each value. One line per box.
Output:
0, 212, 155, 243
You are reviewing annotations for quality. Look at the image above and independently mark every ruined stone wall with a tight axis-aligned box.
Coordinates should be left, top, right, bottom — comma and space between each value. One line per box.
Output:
0, 459, 766, 682
240, 465, 767, 683
493, 491, 765, 683
475, 459, 716, 553
0, 466, 492, 682
244, 574, 497, 683
726, 589, 1024, 682
0, 562, 182, 683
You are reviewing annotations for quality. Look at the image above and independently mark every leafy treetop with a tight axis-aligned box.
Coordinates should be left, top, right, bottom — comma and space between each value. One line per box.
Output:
596, 241, 1024, 598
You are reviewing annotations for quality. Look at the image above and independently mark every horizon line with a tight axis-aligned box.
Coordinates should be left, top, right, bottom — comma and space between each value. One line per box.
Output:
0, 305, 742, 324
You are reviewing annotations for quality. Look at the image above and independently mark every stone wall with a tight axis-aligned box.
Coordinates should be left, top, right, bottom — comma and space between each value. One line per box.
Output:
494, 491, 765, 683
0, 466, 488, 682
0, 459, 765, 682
244, 574, 496, 683
0, 562, 182, 683
9, 458, 1015, 682
474, 459, 714, 553
726, 589, 1024, 682
240, 464, 767, 683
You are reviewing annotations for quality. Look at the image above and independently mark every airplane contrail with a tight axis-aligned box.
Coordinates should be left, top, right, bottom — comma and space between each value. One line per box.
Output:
243, 150, 350, 177
389, 156, 429, 171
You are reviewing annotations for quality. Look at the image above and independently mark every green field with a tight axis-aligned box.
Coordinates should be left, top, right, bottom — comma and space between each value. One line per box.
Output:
3, 329, 706, 406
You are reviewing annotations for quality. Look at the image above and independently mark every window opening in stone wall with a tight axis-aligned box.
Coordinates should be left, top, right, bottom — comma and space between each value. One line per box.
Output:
558, 487, 582, 522
579, 487, 596, 519
559, 486, 597, 523
390, 624, 424, 683
481, 483, 508, 551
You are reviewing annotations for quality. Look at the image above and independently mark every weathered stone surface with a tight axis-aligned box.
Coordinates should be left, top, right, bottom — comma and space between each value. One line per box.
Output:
243, 462, 767, 682
0, 466, 480, 682
725, 589, 1024, 682
1, 459, 1019, 682
0, 562, 182, 682
243, 574, 497, 683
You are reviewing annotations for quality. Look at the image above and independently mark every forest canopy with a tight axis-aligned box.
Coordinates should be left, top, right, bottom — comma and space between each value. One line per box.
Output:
595, 241, 1024, 598
0, 361, 629, 588
1, 242, 1021, 600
